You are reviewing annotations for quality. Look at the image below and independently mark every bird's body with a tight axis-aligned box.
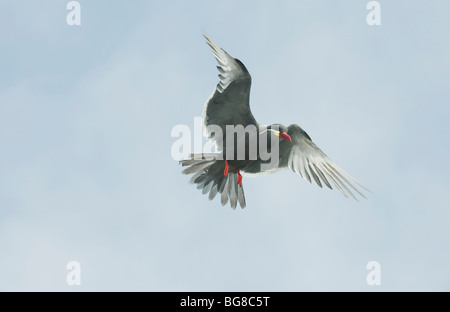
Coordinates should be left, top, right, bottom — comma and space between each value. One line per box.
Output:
180, 34, 370, 208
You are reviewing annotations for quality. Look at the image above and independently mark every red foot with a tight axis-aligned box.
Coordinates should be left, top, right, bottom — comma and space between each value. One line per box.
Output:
237, 169, 242, 186
224, 160, 229, 176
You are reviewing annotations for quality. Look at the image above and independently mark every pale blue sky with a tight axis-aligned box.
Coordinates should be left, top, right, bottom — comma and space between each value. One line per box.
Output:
0, 0, 449, 291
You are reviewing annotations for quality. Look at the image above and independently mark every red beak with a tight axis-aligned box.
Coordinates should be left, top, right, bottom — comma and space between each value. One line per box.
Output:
280, 132, 292, 142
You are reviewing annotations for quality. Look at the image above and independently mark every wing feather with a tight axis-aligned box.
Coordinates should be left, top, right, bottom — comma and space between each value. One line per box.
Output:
204, 34, 247, 93
244, 124, 370, 200
202, 34, 258, 151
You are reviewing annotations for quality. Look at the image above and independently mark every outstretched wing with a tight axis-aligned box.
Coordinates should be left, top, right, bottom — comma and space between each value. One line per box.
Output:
244, 124, 371, 200
202, 34, 258, 150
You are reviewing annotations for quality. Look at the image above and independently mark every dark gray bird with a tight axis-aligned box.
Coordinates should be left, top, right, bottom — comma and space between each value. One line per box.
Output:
180, 34, 370, 208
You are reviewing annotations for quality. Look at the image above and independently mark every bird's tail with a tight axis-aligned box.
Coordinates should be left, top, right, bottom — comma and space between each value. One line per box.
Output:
180, 154, 246, 209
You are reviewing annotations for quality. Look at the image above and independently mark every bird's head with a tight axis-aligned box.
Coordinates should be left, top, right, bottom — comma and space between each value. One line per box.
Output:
266, 124, 292, 142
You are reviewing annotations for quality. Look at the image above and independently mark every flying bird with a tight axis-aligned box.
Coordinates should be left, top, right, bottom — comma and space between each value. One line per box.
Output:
180, 34, 370, 208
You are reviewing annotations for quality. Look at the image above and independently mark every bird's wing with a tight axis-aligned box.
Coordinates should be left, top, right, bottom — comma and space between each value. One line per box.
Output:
202, 34, 258, 150
244, 124, 371, 200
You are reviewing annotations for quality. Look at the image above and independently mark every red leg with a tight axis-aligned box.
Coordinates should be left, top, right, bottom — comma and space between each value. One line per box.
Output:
224, 160, 229, 176
237, 169, 243, 186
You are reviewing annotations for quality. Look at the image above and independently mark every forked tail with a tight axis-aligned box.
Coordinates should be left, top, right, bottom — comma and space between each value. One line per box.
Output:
180, 154, 246, 209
